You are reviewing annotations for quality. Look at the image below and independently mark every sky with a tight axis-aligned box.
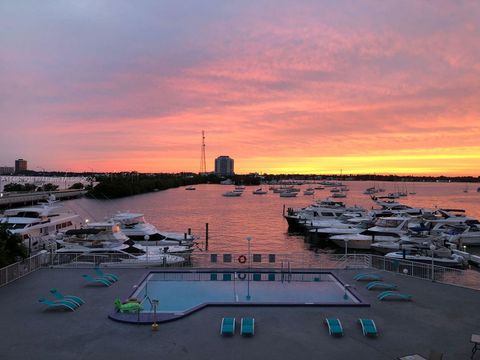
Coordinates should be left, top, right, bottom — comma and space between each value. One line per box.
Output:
1, 1, 479, 175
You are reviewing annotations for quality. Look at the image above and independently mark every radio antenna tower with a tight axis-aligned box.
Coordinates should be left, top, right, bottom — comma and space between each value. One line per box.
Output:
200, 130, 207, 174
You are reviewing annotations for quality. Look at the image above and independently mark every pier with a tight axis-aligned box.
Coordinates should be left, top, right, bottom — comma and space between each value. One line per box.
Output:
0, 189, 87, 208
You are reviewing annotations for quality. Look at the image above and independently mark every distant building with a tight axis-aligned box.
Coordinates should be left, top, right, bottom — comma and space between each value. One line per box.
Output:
214, 156, 234, 176
15, 159, 27, 173
0, 166, 14, 175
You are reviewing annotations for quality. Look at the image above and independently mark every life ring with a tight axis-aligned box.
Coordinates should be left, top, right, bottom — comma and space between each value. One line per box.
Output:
238, 255, 247, 264
238, 273, 246, 280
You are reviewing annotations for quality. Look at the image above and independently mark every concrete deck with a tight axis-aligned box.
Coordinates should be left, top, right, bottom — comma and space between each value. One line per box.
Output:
0, 268, 478, 360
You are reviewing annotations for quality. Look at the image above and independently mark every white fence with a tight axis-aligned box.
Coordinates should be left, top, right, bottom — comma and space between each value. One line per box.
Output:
0, 251, 49, 287
1, 251, 479, 291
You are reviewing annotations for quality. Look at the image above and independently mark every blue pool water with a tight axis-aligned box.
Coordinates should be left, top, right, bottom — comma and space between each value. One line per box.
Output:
133, 272, 360, 313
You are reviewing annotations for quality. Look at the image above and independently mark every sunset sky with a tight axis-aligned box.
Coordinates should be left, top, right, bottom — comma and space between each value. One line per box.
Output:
1, 1, 479, 175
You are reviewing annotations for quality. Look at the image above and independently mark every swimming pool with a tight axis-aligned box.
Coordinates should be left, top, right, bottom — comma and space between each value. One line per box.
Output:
109, 271, 367, 324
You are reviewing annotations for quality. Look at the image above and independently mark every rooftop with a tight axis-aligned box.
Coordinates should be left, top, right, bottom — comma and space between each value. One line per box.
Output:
0, 268, 478, 359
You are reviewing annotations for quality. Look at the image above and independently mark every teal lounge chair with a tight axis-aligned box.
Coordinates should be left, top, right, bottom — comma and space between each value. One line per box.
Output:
325, 318, 343, 337
377, 291, 412, 301
359, 318, 378, 337
94, 267, 119, 282
220, 317, 235, 336
240, 317, 255, 336
50, 288, 85, 306
81, 274, 112, 286
38, 297, 77, 311
354, 273, 382, 282
366, 281, 397, 291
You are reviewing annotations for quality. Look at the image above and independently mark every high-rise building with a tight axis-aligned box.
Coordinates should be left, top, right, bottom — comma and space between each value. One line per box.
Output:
214, 156, 234, 176
15, 159, 27, 173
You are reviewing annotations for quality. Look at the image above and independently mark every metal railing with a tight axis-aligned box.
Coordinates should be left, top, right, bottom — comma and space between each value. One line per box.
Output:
0, 251, 49, 287
2, 250, 479, 291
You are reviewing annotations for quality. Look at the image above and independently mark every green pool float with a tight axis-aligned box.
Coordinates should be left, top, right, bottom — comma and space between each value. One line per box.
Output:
114, 298, 143, 313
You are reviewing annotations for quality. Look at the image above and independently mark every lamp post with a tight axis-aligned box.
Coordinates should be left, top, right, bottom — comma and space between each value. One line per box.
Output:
246, 236, 252, 301
430, 244, 436, 281
246, 236, 252, 271
145, 235, 150, 265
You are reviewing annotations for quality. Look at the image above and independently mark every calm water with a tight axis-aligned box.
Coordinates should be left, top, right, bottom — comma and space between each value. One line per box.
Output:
62, 181, 480, 255
135, 272, 358, 312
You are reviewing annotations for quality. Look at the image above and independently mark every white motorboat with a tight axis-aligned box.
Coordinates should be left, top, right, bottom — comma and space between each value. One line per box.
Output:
303, 190, 315, 196
223, 191, 242, 197
332, 192, 347, 198
110, 212, 195, 246
185, 186, 196, 190
252, 188, 268, 195
55, 243, 186, 267
442, 224, 480, 246
330, 217, 410, 249
384, 249, 467, 268
0, 201, 82, 254
280, 191, 297, 197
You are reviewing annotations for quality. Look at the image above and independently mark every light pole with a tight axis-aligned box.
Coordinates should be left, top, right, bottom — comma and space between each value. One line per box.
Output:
246, 236, 252, 301
144, 235, 150, 265
246, 236, 252, 271
430, 244, 435, 281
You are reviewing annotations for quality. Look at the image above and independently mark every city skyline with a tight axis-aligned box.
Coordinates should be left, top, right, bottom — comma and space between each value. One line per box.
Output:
1, 1, 479, 176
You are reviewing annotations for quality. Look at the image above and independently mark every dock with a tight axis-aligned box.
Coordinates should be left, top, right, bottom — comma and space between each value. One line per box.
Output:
0, 189, 87, 208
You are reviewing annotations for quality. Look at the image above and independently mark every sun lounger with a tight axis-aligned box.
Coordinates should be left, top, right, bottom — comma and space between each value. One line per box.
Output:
240, 317, 255, 336
50, 288, 85, 306
366, 281, 398, 291
354, 273, 382, 281
377, 291, 412, 301
81, 274, 112, 286
325, 318, 343, 337
94, 267, 119, 282
38, 297, 77, 311
220, 317, 235, 336
359, 318, 378, 337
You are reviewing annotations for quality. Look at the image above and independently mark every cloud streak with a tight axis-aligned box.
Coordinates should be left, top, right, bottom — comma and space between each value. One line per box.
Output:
0, 0, 479, 174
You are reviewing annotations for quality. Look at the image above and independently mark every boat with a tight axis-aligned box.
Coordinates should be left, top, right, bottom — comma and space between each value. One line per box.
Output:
56, 241, 186, 267
252, 188, 267, 195
110, 212, 196, 246
441, 224, 480, 246
185, 186, 196, 191
303, 189, 314, 196
223, 191, 242, 197
332, 192, 347, 198
384, 249, 467, 268
279, 191, 297, 198
330, 217, 411, 250
0, 200, 82, 254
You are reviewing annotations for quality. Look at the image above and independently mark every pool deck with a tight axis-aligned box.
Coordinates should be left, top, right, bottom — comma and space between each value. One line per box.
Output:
1, 268, 479, 360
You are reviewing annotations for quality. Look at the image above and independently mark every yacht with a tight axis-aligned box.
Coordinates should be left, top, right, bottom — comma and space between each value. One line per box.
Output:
252, 188, 268, 195
329, 217, 410, 250
110, 212, 195, 246
0, 201, 82, 253
185, 186, 196, 191
55, 242, 186, 267
384, 248, 467, 268
223, 191, 242, 197
441, 224, 480, 246
279, 190, 297, 197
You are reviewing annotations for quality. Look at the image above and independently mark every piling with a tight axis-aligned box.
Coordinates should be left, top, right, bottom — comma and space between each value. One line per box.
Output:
188, 228, 191, 235
283, 204, 285, 216
205, 223, 209, 250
